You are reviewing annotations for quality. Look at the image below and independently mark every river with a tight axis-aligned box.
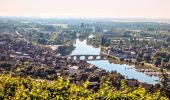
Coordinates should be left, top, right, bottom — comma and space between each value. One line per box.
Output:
71, 38, 159, 84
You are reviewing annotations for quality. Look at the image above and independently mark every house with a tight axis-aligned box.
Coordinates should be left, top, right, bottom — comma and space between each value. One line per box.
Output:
69, 66, 80, 75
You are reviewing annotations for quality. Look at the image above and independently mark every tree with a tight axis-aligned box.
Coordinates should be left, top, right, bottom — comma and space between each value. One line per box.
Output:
165, 62, 170, 69
136, 55, 143, 62
162, 58, 169, 63
153, 57, 162, 67
120, 40, 124, 45
160, 69, 170, 98
144, 55, 151, 63
167, 37, 170, 43
147, 28, 155, 31
80, 73, 89, 82
0, 75, 168, 99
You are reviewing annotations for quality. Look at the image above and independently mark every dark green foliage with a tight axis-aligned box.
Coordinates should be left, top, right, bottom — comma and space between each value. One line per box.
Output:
167, 37, 170, 42
57, 45, 75, 55
160, 69, 170, 98
0, 62, 58, 80
153, 50, 170, 68
154, 57, 162, 67
100, 36, 111, 47
80, 73, 89, 82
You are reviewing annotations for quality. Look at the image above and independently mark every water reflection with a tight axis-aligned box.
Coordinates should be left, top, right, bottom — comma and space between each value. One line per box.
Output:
71, 38, 159, 84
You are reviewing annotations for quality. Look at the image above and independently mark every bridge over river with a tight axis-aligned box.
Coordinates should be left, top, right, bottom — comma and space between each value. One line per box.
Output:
67, 38, 159, 84
66, 54, 109, 61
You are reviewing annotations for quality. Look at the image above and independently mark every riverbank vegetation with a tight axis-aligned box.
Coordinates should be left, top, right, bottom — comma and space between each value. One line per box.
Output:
57, 44, 75, 56
87, 30, 170, 71
153, 49, 170, 69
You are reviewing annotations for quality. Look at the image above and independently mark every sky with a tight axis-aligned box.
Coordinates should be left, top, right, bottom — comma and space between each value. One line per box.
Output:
0, 0, 170, 18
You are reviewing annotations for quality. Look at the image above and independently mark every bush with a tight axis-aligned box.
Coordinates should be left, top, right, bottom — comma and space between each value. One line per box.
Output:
0, 75, 168, 100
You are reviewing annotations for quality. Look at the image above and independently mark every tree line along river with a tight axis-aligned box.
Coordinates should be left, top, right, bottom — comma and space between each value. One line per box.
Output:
70, 37, 159, 84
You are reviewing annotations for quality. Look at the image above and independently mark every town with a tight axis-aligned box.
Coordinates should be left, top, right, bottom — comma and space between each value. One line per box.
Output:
0, 17, 170, 99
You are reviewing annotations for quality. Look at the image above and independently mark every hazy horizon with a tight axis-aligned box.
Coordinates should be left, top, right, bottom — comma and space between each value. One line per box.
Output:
0, 0, 170, 19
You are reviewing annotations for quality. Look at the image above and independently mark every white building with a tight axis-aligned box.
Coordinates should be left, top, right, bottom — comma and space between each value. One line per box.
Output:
69, 66, 80, 75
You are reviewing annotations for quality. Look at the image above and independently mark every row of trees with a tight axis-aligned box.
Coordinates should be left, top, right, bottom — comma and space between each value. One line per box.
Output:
153, 50, 170, 69
0, 62, 60, 80
0, 75, 168, 100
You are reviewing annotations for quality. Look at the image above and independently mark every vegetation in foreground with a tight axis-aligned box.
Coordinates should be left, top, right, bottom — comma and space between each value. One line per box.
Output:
0, 75, 169, 100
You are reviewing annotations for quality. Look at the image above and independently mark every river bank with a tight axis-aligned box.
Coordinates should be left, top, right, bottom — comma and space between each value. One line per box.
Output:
107, 54, 170, 75
71, 38, 159, 84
